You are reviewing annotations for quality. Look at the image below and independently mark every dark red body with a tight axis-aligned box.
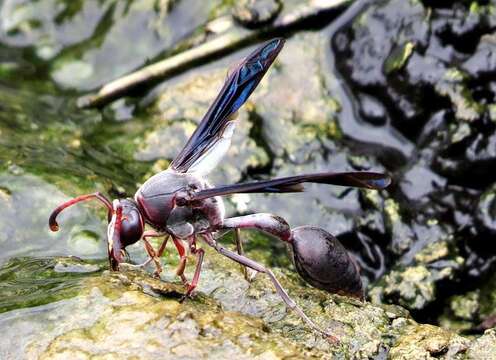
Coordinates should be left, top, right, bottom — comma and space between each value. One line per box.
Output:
135, 170, 224, 238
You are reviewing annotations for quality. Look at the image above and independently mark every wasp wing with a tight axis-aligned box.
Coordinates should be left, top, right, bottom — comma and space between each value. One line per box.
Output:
189, 172, 391, 201
169, 38, 285, 175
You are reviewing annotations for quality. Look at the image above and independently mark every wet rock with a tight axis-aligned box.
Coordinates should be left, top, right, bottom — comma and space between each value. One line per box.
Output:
370, 241, 464, 312
0, 256, 103, 313
0, 0, 216, 90
331, 0, 496, 326
389, 323, 469, 359
450, 291, 480, 322
438, 290, 482, 333
232, 0, 282, 28
399, 164, 447, 202
383, 198, 415, 255
357, 93, 387, 126
466, 329, 496, 360
0, 255, 493, 359
0, 172, 107, 265
476, 183, 496, 234
0, 279, 311, 359
334, 0, 496, 181
336, 0, 429, 89
462, 33, 496, 77
439, 271, 496, 334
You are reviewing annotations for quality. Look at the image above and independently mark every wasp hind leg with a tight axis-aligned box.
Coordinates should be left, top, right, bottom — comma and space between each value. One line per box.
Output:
233, 228, 257, 282
200, 232, 337, 342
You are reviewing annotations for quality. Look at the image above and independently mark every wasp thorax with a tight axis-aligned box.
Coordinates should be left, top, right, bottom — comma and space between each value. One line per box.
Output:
290, 226, 364, 299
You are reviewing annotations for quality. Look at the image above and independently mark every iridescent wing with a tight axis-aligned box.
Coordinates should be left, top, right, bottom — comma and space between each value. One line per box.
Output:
169, 38, 285, 175
187, 172, 391, 201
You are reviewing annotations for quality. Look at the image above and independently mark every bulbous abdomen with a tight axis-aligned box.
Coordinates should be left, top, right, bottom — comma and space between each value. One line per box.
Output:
290, 226, 364, 299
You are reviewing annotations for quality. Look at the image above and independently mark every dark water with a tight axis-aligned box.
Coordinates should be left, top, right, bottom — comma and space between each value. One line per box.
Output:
328, 0, 496, 325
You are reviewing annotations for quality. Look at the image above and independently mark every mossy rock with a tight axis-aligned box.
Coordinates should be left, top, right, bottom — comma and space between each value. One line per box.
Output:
0, 254, 494, 359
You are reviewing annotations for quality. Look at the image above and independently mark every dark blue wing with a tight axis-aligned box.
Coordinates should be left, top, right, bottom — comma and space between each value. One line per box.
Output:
170, 38, 285, 173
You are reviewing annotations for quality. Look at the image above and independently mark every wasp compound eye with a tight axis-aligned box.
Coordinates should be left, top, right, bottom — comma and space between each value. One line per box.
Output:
290, 226, 364, 299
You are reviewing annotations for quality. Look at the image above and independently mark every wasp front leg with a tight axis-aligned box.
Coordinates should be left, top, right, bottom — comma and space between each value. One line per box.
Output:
170, 235, 205, 300
122, 231, 167, 277
181, 244, 205, 301
141, 231, 169, 277
171, 236, 189, 286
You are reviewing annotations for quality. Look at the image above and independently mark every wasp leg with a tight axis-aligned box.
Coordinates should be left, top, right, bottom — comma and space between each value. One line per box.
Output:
220, 213, 292, 242
123, 231, 167, 276
146, 234, 171, 277
172, 237, 189, 286
200, 232, 337, 342
180, 246, 205, 302
233, 228, 257, 282
142, 236, 168, 278
155, 235, 170, 258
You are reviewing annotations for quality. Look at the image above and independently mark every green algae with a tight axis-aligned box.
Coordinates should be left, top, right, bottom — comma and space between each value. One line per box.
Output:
370, 240, 464, 311
0, 256, 103, 314
440, 272, 496, 334
384, 42, 415, 75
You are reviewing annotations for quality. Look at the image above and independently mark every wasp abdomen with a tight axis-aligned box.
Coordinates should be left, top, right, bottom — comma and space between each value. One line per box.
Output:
290, 226, 364, 300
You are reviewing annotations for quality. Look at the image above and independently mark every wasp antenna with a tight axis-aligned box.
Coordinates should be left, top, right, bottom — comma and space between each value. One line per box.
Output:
49, 192, 113, 232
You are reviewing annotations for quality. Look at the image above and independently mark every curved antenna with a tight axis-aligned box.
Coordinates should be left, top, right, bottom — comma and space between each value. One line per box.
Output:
49, 192, 113, 231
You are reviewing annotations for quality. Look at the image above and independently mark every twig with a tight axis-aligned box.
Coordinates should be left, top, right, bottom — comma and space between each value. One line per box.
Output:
77, 0, 352, 109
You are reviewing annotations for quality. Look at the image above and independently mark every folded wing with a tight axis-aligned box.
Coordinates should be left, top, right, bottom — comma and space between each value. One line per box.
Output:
188, 172, 391, 201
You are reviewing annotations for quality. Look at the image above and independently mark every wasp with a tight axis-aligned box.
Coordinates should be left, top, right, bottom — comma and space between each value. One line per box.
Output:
49, 38, 390, 339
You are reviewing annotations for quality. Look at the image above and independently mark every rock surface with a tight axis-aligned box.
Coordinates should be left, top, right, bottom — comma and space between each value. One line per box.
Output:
0, 255, 491, 359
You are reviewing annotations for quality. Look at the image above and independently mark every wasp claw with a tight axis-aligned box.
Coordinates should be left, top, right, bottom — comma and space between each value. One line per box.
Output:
321, 330, 340, 344
179, 293, 193, 303
326, 334, 340, 344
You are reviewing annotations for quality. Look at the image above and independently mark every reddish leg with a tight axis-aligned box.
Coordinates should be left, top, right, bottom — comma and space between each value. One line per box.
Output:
141, 231, 168, 277
122, 231, 167, 276
181, 246, 205, 301
156, 236, 170, 258
172, 237, 189, 285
